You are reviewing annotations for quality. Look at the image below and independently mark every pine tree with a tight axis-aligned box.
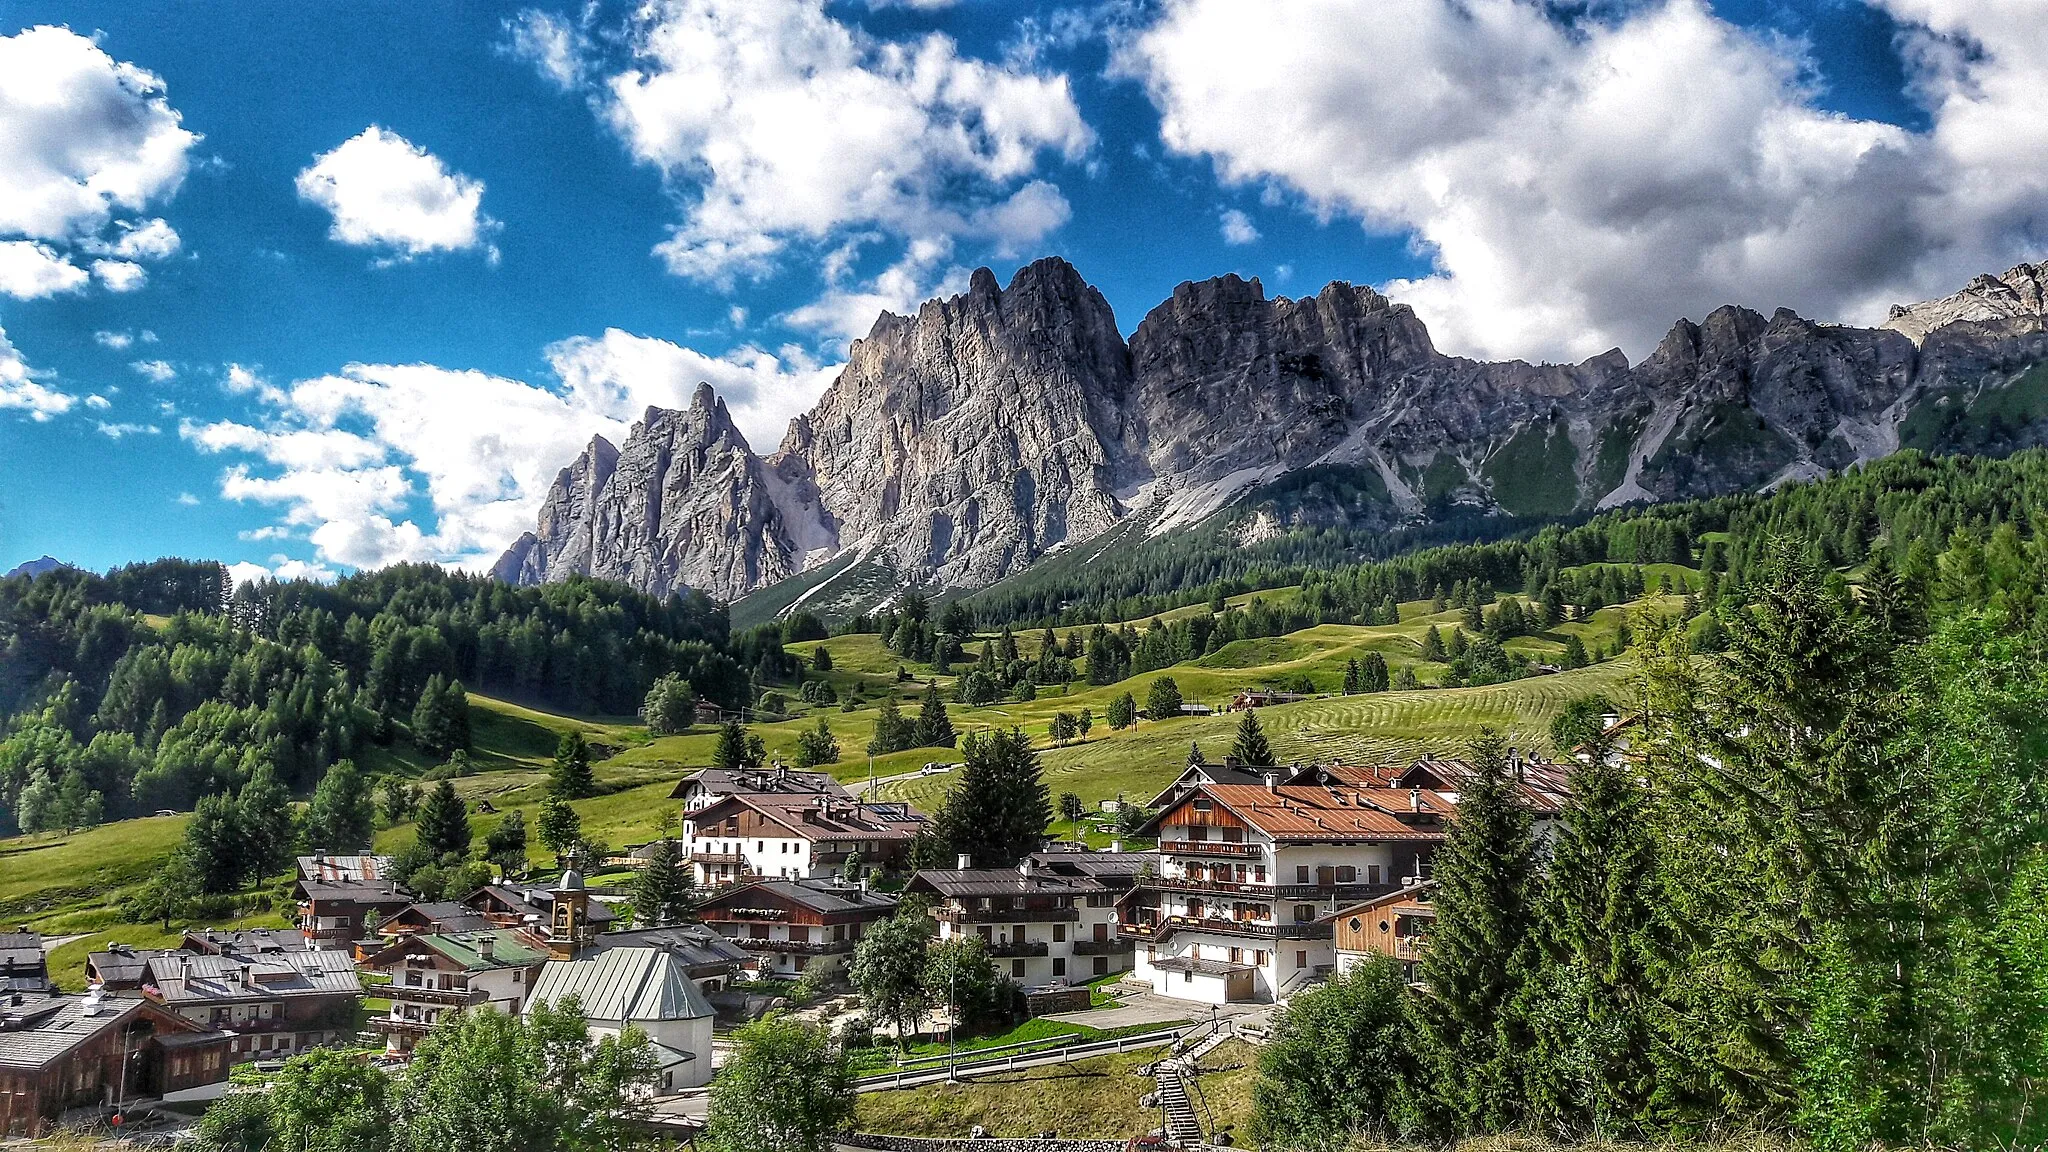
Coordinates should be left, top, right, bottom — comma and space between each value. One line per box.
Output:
1229, 708, 1274, 766
632, 835, 693, 927
483, 810, 529, 873
414, 779, 471, 861
912, 684, 956, 748
185, 792, 248, 893
236, 764, 296, 880
712, 722, 748, 772
549, 730, 595, 798
793, 718, 840, 769
410, 673, 466, 758
537, 797, 581, 866
1361, 652, 1391, 693
867, 698, 914, 756
1418, 731, 1543, 1132
1422, 625, 1447, 662
1107, 692, 1137, 730
935, 729, 1050, 867
1343, 658, 1363, 695
1561, 634, 1589, 669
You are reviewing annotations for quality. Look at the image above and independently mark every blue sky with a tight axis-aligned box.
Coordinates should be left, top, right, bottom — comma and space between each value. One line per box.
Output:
1, 0, 2042, 580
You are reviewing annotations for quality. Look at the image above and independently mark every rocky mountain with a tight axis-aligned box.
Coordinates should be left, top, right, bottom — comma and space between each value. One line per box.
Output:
496, 258, 2048, 611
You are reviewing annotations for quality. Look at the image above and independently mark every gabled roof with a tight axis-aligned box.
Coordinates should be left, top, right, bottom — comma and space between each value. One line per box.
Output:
0, 931, 48, 992
695, 878, 900, 917
908, 851, 1145, 900
296, 854, 396, 883
181, 928, 309, 957
363, 929, 550, 972
1393, 755, 1569, 812
295, 878, 415, 905
693, 792, 926, 843
1143, 783, 1456, 841
382, 902, 493, 935
143, 949, 361, 1005
88, 945, 183, 988
530, 946, 714, 1024
0, 992, 219, 1070
585, 924, 751, 969
1327, 880, 1437, 923
465, 884, 618, 925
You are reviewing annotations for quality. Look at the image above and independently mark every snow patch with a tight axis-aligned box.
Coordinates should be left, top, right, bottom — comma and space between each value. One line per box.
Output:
1145, 464, 1289, 537
1595, 402, 1682, 509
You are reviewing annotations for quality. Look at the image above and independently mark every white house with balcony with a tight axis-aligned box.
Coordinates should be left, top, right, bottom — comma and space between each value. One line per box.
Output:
1123, 778, 1454, 1003
907, 849, 1148, 990
680, 792, 927, 887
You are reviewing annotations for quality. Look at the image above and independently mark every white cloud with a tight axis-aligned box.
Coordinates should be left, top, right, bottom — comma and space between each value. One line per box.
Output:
0, 324, 75, 421
95, 421, 158, 439
175, 491, 200, 506
530, 0, 1091, 286
85, 394, 111, 410
0, 27, 198, 243
225, 557, 337, 587
502, 10, 586, 91
94, 330, 134, 350
100, 217, 182, 261
779, 236, 970, 347
1218, 208, 1259, 246
295, 126, 497, 260
1122, 0, 2048, 363
130, 359, 176, 383
186, 335, 840, 571
92, 258, 147, 292
0, 240, 87, 299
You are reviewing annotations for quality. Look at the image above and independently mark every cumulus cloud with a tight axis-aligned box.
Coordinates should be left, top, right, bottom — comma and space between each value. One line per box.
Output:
96, 217, 182, 261
130, 359, 176, 383
95, 421, 158, 439
1219, 208, 1259, 246
502, 9, 586, 91
94, 330, 133, 350
295, 126, 497, 261
0, 27, 198, 242
185, 336, 841, 570
1121, 0, 2048, 363
0, 324, 75, 421
92, 258, 147, 292
175, 491, 200, 506
513, 0, 1092, 288
0, 240, 88, 299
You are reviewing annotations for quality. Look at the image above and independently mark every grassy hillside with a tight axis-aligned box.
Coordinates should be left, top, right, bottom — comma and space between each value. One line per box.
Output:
2, 578, 1662, 979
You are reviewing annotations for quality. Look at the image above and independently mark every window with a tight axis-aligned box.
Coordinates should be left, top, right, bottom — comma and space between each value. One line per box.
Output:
1052, 924, 1065, 943
1368, 865, 1382, 885
1221, 827, 1242, 843
756, 841, 765, 852
1012, 959, 1026, 978
1052, 958, 1066, 977
1254, 865, 1267, 882
1337, 866, 1356, 883
1255, 950, 1267, 966
1348, 917, 1362, 932
1093, 956, 1109, 976
1146, 947, 1156, 961
1228, 947, 1243, 964
1192, 798, 1212, 811
1296, 950, 1309, 968
1189, 826, 1208, 841
1378, 920, 1391, 933
1295, 865, 1310, 883
1294, 904, 1316, 922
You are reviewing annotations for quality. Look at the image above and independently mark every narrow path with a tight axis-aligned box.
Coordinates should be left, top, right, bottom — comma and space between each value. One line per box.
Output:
42, 933, 89, 952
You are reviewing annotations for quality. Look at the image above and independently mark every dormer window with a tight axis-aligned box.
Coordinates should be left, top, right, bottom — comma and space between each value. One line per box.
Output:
1192, 798, 1212, 812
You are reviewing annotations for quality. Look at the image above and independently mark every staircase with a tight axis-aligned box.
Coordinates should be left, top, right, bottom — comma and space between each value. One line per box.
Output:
1153, 1060, 1204, 1147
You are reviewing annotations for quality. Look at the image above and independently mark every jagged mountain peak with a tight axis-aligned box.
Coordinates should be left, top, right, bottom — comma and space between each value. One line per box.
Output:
501, 256, 2048, 611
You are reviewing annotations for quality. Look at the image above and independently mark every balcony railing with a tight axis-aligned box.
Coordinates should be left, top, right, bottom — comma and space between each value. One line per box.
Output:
1070, 937, 1134, 956
736, 937, 848, 954
692, 852, 745, 865
386, 984, 483, 1007
372, 1017, 434, 1036
938, 906, 1079, 924
1123, 915, 1332, 942
1158, 840, 1264, 859
983, 940, 1050, 958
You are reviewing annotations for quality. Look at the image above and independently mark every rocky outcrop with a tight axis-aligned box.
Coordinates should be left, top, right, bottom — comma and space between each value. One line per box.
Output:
499, 257, 2048, 608
1885, 263, 2048, 343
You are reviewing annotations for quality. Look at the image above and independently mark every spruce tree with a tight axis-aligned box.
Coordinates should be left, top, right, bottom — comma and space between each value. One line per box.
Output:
302, 759, 375, 853
912, 684, 956, 748
936, 728, 1050, 867
1343, 658, 1363, 695
867, 698, 914, 756
632, 835, 693, 927
1418, 730, 1543, 1132
1107, 692, 1137, 730
411, 673, 459, 758
236, 763, 296, 880
1361, 652, 1391, 692
549, 730, 595, 798
415, 780, 472, 861
1229, 708, 1274, 766
1422, 625, 1447, 662
1144, 676, 1183, 720
712, 722, 748, 772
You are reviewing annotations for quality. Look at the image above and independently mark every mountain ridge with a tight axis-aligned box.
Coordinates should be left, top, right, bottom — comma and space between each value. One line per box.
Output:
497, 257, 2048, 612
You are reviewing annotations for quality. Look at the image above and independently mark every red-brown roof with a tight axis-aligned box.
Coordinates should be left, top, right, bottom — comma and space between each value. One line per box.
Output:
1158, 783, 1456, 841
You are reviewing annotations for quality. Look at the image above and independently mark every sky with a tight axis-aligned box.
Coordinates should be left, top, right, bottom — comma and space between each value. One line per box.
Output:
1, 0, 2043, 582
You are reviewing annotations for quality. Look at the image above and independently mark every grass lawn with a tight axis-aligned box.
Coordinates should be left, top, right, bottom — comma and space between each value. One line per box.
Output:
853, 1036, 1259, 1141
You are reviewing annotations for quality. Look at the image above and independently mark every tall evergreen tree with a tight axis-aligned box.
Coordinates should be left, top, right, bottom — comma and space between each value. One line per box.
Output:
1144, 676, 1183, 720
1343, 657, 1363, 695
236, 763, 296, 880
1230, 708, 1274, 766
536, 797, 581, 866
185, 791, 248, 893
1418, 730, 1543, 1133
632, 835, 693, 927
867, 699, 914, 756
912, 684, 956, 748
414, 779, 472, 861
934, 729, 1050, 867
549, 730, 595, 798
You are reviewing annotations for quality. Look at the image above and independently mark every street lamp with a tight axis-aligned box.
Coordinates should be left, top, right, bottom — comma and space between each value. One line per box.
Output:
945, 959, 959, 1084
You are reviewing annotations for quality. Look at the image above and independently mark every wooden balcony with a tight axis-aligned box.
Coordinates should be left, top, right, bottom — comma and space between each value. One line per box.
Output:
736, 937, 847, 955
372, 1017, 435, 1036
386, 984, 483, 1007
1070, 937, 1134, 956
1158, 840, 1264, 859
983, 940, 1049, 958
938, 906, 1079, 924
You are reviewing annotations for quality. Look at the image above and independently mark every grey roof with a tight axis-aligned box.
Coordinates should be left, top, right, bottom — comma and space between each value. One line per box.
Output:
1149, 955, 1257, 976
699, 878, 900, 917
296, 854, 396, 882
910, 853, 1140, 900
0, 993, 180, 1069
145, 950, 361, 1006
585, 924, 751, 969
1, 931, 49, 992
88, 946, 183, 988
467, 884, 618, 924
297, 879, 414, 904
529, 947, 715, 1024
384, 902, 493, 935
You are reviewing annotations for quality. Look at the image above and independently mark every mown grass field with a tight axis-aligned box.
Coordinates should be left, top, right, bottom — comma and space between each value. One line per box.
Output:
853, 1037, 1260, 1141
2, 575, 1674, 976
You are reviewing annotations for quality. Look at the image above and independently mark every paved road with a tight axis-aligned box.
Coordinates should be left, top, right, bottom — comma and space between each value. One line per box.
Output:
846, 767, 940, 797
1045, 989, 1273, 1033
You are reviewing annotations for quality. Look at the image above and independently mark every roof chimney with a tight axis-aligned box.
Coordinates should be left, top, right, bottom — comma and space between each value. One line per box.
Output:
1409, 787, 1422, 813
478, 933, 496, 960
956, 853, 973, 871
1019, 857, 1035, 876
1263, 771, 1279, 792
1110, 840, 1123, 853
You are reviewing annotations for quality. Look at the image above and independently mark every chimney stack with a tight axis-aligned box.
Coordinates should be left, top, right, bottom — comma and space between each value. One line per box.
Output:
478, 933, 496, 960
1110, 840, 1123, 853
1409, 787, 1422, 813
956, 853, 973, 871
1263, 771, 1279, 792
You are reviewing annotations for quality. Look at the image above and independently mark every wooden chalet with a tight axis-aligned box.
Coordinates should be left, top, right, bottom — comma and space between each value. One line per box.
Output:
0, 991, 232, 1137
693, 878, 898, 977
